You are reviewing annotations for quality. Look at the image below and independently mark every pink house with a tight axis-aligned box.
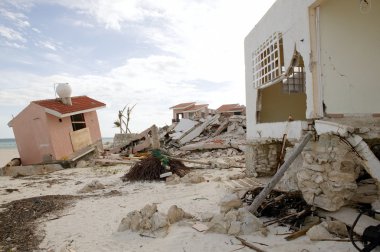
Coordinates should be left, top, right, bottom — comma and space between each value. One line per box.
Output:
8, 96, 105, 165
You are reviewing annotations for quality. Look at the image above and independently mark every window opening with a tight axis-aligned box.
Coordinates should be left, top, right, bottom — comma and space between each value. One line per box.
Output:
282, 52, 305, 93
71, 113, 86, 131
252, 32, 284, 88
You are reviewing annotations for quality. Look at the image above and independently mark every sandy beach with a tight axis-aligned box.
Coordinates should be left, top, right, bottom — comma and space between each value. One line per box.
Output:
0, 151, 360, 252
0, 148, 19, 167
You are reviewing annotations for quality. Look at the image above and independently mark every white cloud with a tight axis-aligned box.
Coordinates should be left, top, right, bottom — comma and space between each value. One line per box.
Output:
43, 53, 63, 63
37, 40, 58, 51
0, 52, 246, 137
0, 0, 276, 138
72, 20, 94, 28
0, 25, 26, 42
0, 8, 30, 28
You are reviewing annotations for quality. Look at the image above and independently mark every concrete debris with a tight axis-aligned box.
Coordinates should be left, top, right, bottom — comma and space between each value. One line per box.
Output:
326, 220, 348, 237
297, 134, 363, 211
306, 223, 335, 241
219, 193, 242, 213
207, 207, 263, 235
318, 207, 380, 236
167, 205, 193, 224
0, 164, 63, 177
78, 180, 105, 193
118, 204, 192, 237
109, 125, 160, 155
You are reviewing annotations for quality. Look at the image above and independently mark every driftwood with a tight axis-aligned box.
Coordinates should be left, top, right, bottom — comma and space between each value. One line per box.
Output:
235, 236, 266, 252
247, 132, 313, 214
284, 219, 320, 241
94, 159, 136, 165
263, 210, 306, 227
165, 156, 212, 166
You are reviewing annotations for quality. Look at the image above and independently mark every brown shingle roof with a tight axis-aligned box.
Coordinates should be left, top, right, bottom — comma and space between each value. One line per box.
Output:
33, 96, 105, 116
169, 102, 195, 109
216, 104, 245, 113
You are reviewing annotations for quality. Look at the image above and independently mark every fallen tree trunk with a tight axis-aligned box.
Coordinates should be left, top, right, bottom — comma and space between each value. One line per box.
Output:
247, 132, 313, 214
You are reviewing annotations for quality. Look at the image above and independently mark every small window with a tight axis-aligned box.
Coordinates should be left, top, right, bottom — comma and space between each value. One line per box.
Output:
71, 113, 86, 131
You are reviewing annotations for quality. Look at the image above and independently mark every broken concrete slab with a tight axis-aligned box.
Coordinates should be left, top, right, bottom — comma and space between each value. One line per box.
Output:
0, 164, 63, 177
180, 139, 230, 151
170, 119, 199, 140
318, 207, 380, 236
178, 114, 220, 145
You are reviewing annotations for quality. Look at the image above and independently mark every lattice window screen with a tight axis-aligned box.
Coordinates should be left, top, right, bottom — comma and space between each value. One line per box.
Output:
252, 32, 283, 89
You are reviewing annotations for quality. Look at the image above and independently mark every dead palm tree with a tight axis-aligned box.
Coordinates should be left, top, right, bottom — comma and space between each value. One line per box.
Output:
113, 104, 136, 134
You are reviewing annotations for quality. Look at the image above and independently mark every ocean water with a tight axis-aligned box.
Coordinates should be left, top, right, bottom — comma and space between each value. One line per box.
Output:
0, 138, 16, 149
0, 137, 114, 149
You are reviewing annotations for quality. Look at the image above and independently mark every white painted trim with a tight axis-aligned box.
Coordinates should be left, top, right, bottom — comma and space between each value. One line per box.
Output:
44, 105, 106, 118
315, 6, 324, 116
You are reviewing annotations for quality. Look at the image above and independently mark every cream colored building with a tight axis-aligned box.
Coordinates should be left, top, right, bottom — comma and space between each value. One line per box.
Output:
244, 0, 380, 181
245, 0, 380, 140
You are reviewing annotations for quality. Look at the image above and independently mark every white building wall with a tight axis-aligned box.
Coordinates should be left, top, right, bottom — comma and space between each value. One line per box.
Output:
245, 0, 316, 140
319, 0, 380, 114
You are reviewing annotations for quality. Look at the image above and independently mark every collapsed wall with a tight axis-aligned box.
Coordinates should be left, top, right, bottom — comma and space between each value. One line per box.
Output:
246, 119, 380, 212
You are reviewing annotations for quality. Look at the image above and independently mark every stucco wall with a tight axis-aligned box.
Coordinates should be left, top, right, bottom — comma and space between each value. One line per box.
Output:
48, 111, 102, 160
320, 0, 380, 114
260, 82, 307, 123
84, 111, 102, 143
47, 114, 74, 160
10, 103, 54, 165
244, 0, 315, 140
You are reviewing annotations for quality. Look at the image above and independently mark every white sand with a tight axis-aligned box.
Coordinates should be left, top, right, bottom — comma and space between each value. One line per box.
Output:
0, 152, 361, 252
0, 148, 19, 167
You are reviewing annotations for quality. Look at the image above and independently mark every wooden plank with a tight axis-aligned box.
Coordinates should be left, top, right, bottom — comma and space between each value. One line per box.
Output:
94, 159, 136, 165
70, 128, 92, 152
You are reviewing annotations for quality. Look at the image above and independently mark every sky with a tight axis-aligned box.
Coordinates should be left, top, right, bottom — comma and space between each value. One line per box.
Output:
0, 0, 275, 138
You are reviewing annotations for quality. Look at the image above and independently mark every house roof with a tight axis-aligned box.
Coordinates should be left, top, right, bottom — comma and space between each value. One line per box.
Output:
216, 104, 245, 113
169, 102, 196, 109
183, 104, 208, 112
33, 96, 106, 118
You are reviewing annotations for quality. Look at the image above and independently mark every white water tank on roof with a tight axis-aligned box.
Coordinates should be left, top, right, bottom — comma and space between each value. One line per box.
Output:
56, 83, 72, 98
56, 83, 72, 105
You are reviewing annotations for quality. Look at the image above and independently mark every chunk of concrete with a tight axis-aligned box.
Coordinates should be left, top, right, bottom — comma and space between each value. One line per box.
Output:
219, 194, 242, 213
0, 164, 63, 177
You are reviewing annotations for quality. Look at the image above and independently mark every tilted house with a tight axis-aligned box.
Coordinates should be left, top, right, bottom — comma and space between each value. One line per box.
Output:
8, 96, 105, 165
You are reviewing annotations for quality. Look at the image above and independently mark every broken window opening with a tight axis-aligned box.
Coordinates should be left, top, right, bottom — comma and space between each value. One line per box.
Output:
255, 49, 307, 123
282, 52, 306, 94
252, 32, 284, 89
71, 113, 86, 131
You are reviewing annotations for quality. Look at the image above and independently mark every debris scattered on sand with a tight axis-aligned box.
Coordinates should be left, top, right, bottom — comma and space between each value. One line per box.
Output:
0, 195, 77, 252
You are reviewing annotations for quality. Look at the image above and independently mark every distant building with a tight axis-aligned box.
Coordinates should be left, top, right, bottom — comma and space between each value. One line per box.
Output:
216, 104, 246, 116
169, 102, 211, 122
8, 92, 105, 165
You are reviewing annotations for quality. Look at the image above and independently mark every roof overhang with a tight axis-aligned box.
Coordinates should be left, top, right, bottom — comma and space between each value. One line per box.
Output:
45, 105, 106, 118
170, 104, 195, 110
